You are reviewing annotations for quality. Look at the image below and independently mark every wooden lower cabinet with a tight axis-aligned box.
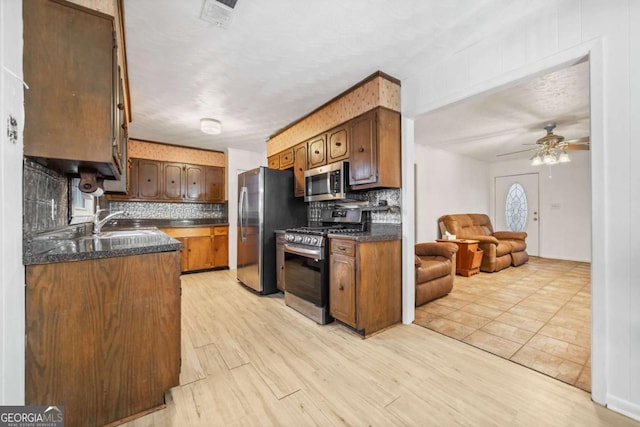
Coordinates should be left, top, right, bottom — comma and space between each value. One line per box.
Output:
329, 238, 401, 336
276, 232, 286, 291
162, 226, 228, 272
26, 251, 181, 427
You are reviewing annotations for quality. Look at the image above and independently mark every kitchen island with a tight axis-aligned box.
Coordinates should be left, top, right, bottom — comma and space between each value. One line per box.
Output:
24, 225, 182, 426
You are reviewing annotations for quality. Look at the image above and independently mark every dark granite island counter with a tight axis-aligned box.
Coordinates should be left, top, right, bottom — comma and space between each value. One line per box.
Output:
24, 222, 182, 426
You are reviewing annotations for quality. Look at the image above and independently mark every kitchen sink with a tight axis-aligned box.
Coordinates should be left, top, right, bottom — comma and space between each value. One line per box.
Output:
92, 228, 159, 239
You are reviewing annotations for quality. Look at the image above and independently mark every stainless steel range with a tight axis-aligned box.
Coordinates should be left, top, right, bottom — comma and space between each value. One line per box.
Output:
283, 208, 367, 324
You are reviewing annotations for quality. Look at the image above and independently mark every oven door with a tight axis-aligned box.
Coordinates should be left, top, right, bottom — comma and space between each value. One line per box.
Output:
283, 243, 327, 307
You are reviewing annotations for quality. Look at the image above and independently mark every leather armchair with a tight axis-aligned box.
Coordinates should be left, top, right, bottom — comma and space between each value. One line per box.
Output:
438, 214, 528, 272
415, 242, 458, 306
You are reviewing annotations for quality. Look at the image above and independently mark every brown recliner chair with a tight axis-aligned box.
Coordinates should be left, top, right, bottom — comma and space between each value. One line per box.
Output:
438, 213, 528, 273
415, 242, 458, 306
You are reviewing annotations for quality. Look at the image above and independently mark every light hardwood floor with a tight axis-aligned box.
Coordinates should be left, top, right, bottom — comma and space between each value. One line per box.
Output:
415, 257, 592, 392
123, 269, 639, 427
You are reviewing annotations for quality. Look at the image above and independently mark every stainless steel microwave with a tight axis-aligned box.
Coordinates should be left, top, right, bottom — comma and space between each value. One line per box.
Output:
304, 161, 349, 202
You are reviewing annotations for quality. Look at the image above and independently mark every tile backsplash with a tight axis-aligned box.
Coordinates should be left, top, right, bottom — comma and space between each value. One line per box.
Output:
23, 159, 69, 234
107, 200, 228, 220
308, 188, 401, 224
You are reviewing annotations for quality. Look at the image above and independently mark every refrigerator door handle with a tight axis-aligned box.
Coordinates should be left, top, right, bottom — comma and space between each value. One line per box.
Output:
239, 186, 248, 242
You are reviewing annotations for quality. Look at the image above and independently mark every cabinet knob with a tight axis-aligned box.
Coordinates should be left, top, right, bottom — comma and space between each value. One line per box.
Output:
339, 285, 344, 290
335, 142, 342, 146
117, 103, 125, 110
314, 150, 320, 154
171, 180, 175, 184
359, 147, 365, 152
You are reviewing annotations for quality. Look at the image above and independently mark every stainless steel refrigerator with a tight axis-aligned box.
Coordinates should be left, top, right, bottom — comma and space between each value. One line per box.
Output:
237, 167, 307, 294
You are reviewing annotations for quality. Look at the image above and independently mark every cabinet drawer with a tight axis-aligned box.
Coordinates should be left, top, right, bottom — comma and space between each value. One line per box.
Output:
160, 227, 213, 238
213, 226, 228, 236
331, 239, 355, 257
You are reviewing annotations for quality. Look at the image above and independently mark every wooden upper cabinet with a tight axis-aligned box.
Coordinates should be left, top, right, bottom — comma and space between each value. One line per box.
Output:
185, 165, 205, 202
137, 159, 162, 199
327, 124, 349, 163
293, 142, 307, 197
349, 110, 377, 186
349, 108, 401, 189
111, 158, 226, 203
268, 155, 280, 170
278, 149, 294, 170
163, 163, 184, 200
205, 166, 225, 202
23, 0, 120, 179
307, 134, 327, 169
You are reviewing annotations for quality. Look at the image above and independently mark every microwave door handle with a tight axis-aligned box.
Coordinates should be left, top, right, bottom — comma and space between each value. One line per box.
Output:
327, 173, 333, 194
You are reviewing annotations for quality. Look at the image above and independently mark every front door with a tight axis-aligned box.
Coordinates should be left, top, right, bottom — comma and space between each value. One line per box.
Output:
494, 173, 539, 256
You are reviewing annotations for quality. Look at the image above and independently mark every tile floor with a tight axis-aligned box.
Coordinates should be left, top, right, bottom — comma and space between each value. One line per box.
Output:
414, 257, 591, 391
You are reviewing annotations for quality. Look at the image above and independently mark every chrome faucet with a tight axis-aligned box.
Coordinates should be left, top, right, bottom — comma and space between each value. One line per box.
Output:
92, 208, 125, 235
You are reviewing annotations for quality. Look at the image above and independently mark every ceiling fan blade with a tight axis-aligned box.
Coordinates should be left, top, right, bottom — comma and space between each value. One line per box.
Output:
564, 136, 590, 144
496, 147, 536, 157
565, 144, 590, 151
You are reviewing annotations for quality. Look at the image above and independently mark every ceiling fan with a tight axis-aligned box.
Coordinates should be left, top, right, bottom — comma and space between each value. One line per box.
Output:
497, 123, 590, 165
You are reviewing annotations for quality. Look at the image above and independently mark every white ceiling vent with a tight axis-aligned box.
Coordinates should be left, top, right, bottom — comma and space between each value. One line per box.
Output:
200, 0, 238, 28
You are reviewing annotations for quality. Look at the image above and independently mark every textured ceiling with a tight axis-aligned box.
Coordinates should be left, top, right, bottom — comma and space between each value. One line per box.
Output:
123, 0, 552, 154
414, 60, 591, 163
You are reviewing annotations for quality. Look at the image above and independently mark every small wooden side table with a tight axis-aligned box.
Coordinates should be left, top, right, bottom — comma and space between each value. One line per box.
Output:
437, 239, 483, 277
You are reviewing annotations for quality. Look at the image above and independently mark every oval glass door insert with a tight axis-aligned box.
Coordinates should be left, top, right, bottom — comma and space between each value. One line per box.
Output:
505, 183, 527, 232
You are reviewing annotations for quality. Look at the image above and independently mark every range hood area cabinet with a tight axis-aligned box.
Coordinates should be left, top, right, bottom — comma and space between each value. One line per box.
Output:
23, 0, 124, 180
268, 107, 400, 194
108, 158, 225, 203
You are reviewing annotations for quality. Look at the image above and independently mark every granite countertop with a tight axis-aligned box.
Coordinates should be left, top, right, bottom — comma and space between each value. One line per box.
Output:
327, 224, 402, 242
24, 223, 183, 266
109, 218, 229, 228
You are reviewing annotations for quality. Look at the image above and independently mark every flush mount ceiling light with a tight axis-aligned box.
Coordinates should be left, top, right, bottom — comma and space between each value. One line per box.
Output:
200, 118, 222, 135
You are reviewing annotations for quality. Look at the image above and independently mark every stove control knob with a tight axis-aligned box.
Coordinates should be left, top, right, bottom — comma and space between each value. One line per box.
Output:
304, 236, 311, 244
295, 235, 302, 243
311, 237, 318, 245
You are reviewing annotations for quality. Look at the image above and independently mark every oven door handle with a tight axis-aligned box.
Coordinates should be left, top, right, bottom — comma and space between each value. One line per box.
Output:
284, 243, 323, 259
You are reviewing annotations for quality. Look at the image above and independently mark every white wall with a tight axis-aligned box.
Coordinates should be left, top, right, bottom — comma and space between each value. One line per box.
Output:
489, 152, 591, 262
226, 147, 266, 270
0, 0, 25, 405
402, 0, 640, 419
414, 144, 489, 243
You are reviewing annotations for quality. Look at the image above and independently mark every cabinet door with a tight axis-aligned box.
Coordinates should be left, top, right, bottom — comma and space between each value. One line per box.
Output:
163, 163, 184, 200
349, 110, 377, 186
184, 165, 205, 201
186, 236, 214, 271
268, 155, 280, 169
329, 253, 357, 327
23, 0, 117, 178
176, 237, 189, 272
328, 124, 349, 163
213, 227, 228, 268
137, 159, 162, 199
275, 234, 286, 291
279, 149, 294, 170
293, 143, 307, 197
307, 134, 327, 169
205, 166, 225, 202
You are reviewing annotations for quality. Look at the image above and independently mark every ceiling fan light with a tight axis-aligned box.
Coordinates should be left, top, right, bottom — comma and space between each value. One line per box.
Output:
200, 118, 222, 135
543, 153, 557, 165
531, 155, 543, 166
558, 151, 571, 163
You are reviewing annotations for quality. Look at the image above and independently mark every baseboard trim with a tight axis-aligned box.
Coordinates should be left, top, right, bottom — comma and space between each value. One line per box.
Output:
606, 394, 640, 422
